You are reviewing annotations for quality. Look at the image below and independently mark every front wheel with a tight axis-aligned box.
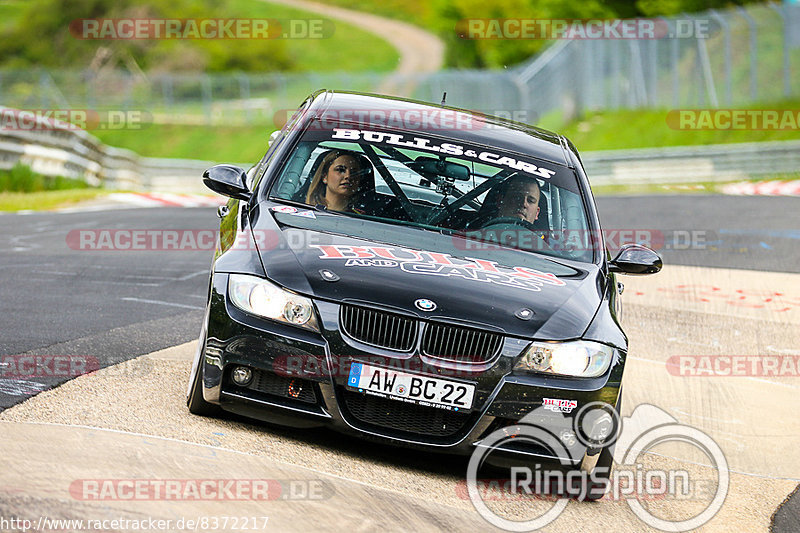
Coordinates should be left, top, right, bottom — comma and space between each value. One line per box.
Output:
575, 390, 623, 501
576, 442, 615, 501
187, 340, 222, 417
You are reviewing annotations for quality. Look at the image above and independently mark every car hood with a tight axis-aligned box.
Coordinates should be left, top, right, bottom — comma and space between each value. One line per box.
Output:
251, 205, 604, 340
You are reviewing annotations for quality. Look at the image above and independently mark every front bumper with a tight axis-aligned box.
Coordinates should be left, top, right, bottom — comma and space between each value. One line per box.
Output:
198, 273, 624, 463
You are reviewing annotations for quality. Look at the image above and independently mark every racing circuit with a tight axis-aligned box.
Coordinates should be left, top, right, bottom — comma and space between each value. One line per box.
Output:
0, 193, 797, 532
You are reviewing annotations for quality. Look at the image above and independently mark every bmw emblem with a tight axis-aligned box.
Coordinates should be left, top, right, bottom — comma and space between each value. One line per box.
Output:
414, 298, 437, 311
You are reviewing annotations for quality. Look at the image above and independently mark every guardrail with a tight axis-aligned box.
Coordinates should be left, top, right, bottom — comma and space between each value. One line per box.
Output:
0, 111, 797, 193
0, 110, 245, 192
582, 140, 800, 185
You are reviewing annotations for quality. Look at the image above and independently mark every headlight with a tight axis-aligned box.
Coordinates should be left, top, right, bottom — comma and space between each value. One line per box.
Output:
515, 340, 614, 378
228, 274, 319, 332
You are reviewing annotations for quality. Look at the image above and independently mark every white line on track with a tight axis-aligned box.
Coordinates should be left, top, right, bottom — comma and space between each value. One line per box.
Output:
120, 297, 204, 310
91, 280, 161, 287
86, 264, 208, 271
767, 345, 800, 355
640, 449, 800, 482
669, 406, 745, 425
175, 270, 208, 281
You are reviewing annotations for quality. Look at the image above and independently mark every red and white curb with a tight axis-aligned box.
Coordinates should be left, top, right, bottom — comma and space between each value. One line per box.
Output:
721, 180, 800, 197
107, 192, 227, 208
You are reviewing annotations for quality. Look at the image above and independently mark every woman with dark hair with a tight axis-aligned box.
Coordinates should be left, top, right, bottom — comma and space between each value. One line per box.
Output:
305, 150, 367, 212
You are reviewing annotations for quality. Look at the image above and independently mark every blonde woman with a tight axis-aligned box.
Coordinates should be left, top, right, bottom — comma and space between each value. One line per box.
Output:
305, 150, 368, 212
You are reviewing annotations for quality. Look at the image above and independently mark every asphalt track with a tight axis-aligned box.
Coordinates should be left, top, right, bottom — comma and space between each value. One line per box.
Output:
0, 194, 798, 532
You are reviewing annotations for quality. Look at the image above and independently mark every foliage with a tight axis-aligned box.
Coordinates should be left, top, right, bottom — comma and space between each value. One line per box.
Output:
0, 0, 291, 72
317, 0, 773, 69
0, 163, 93, 192
0, 0, 398, 73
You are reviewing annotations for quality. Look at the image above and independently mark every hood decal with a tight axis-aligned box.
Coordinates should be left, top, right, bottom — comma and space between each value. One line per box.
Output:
311, 244, 566, 293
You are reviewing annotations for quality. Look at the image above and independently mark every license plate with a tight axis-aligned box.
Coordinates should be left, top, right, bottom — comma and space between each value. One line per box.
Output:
347, 363, 475, 411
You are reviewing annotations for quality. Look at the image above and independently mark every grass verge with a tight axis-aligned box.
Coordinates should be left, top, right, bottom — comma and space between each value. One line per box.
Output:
0, 189, 110, 211
0, 164, 95, 193
93, 98, 800, 161
93, 123, 270, 162
548, 99, 800, 151
590, 173, 800, 196
231, 0, 399, 72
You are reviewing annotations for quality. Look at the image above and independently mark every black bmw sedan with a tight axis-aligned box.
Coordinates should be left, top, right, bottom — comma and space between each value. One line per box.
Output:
187, 90, 661, 492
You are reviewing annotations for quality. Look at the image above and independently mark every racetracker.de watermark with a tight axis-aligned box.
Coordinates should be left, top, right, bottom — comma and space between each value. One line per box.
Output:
667, 355, 800, 377
0, 109, 151, 131
0, 355, 154, 380
69, 479, 333, 501
0, 355, 99, 378
667, 109, 800, 130
271, 353, 489, 380
274, 108, 540, 132
65, 228, 712, 253
69, 18, 334, 39
456, 18, 710, 40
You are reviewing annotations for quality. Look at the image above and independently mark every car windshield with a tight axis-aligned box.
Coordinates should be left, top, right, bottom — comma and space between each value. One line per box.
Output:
267, 123, 595, 263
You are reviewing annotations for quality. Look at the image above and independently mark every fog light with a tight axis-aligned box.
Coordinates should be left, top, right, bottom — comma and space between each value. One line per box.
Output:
232, 366, 253, 386
559, 429, 577, 447
575, 403, 620, 449
588, 413, 614, 441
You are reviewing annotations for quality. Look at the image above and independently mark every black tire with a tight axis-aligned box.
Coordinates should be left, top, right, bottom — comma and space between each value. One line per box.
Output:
577, 388, 623, 501
580, 444, 614, 501
187, 356, 222, 417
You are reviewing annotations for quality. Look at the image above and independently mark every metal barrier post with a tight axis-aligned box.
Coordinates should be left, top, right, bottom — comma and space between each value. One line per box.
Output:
202, 75, 212, 125
737, 7, 758, 101
770, 3, 792, 98
696, 19, 719, 107
709, 10, 732, 106
647, 38, 658, 107
669, 20, 680, 107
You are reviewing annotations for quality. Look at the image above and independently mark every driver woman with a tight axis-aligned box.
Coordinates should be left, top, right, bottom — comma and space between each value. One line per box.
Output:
305, 150, 367, 213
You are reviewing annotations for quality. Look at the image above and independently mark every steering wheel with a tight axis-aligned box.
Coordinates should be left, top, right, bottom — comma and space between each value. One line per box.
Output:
473, 217, 554, 252
480, 216, 539, 231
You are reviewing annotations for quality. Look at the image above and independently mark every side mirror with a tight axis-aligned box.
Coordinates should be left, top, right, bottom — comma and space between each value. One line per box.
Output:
203, 164, 251, 200
609, 243, 662, 275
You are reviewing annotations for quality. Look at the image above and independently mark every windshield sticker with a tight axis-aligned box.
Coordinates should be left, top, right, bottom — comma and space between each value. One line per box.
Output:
272, 206, 316, 219
330, 128, 557, 179
311, 244, 566, 292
